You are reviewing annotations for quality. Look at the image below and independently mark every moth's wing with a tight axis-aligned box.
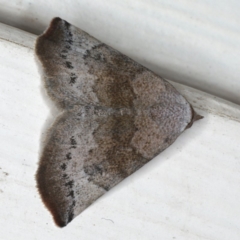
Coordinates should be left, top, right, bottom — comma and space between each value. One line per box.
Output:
35, 17, 148, 110
37, 101, 199, 227
36, 18, 188, 110
36, 18, 202, 227
37, 108, 149, 227
35, 17, 100, 109
37, 109, 105, 227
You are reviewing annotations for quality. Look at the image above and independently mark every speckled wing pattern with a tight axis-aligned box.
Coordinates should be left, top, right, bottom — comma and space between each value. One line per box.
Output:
35, 18, 202, 227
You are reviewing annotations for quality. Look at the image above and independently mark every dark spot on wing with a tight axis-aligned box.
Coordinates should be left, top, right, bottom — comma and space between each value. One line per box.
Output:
69, 73, 77, 85
67, 210, 74, 224
66, 39, 73, 45
102, 185, 110, 191
67, 190, 74, 198
60, 163, 67, 170
65, 180, 74, 188
84, 164, 103, 176
83, 49, 90, 59
66, 61, 74, 69
60, 54, 67, 59
65, 45, 71, 50
70, 136, 77, 149
66, 152, 72, 160
165, 137, 169, 142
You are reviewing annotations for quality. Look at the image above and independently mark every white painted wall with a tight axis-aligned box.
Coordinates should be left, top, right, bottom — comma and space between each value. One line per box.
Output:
0, 23, 240, 239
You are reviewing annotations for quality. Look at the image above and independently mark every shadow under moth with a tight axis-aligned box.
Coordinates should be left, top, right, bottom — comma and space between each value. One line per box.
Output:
35, 17, 202, 227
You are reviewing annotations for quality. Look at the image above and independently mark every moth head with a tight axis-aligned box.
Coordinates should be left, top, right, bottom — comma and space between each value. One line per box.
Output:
186, 107, 203, 129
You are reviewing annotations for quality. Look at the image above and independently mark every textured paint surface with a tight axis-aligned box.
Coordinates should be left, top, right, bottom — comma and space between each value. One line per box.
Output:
35, 18, 202, 227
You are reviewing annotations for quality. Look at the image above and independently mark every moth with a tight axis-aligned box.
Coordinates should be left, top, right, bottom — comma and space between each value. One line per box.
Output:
35, 17, 202, 227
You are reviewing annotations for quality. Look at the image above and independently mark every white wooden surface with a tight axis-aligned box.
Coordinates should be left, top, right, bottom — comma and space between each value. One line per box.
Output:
0, 0, 240, 105
0, 23, 240, 239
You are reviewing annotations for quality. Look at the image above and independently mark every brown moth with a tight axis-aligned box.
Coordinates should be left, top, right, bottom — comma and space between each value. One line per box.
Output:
35, 17, 202, 227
